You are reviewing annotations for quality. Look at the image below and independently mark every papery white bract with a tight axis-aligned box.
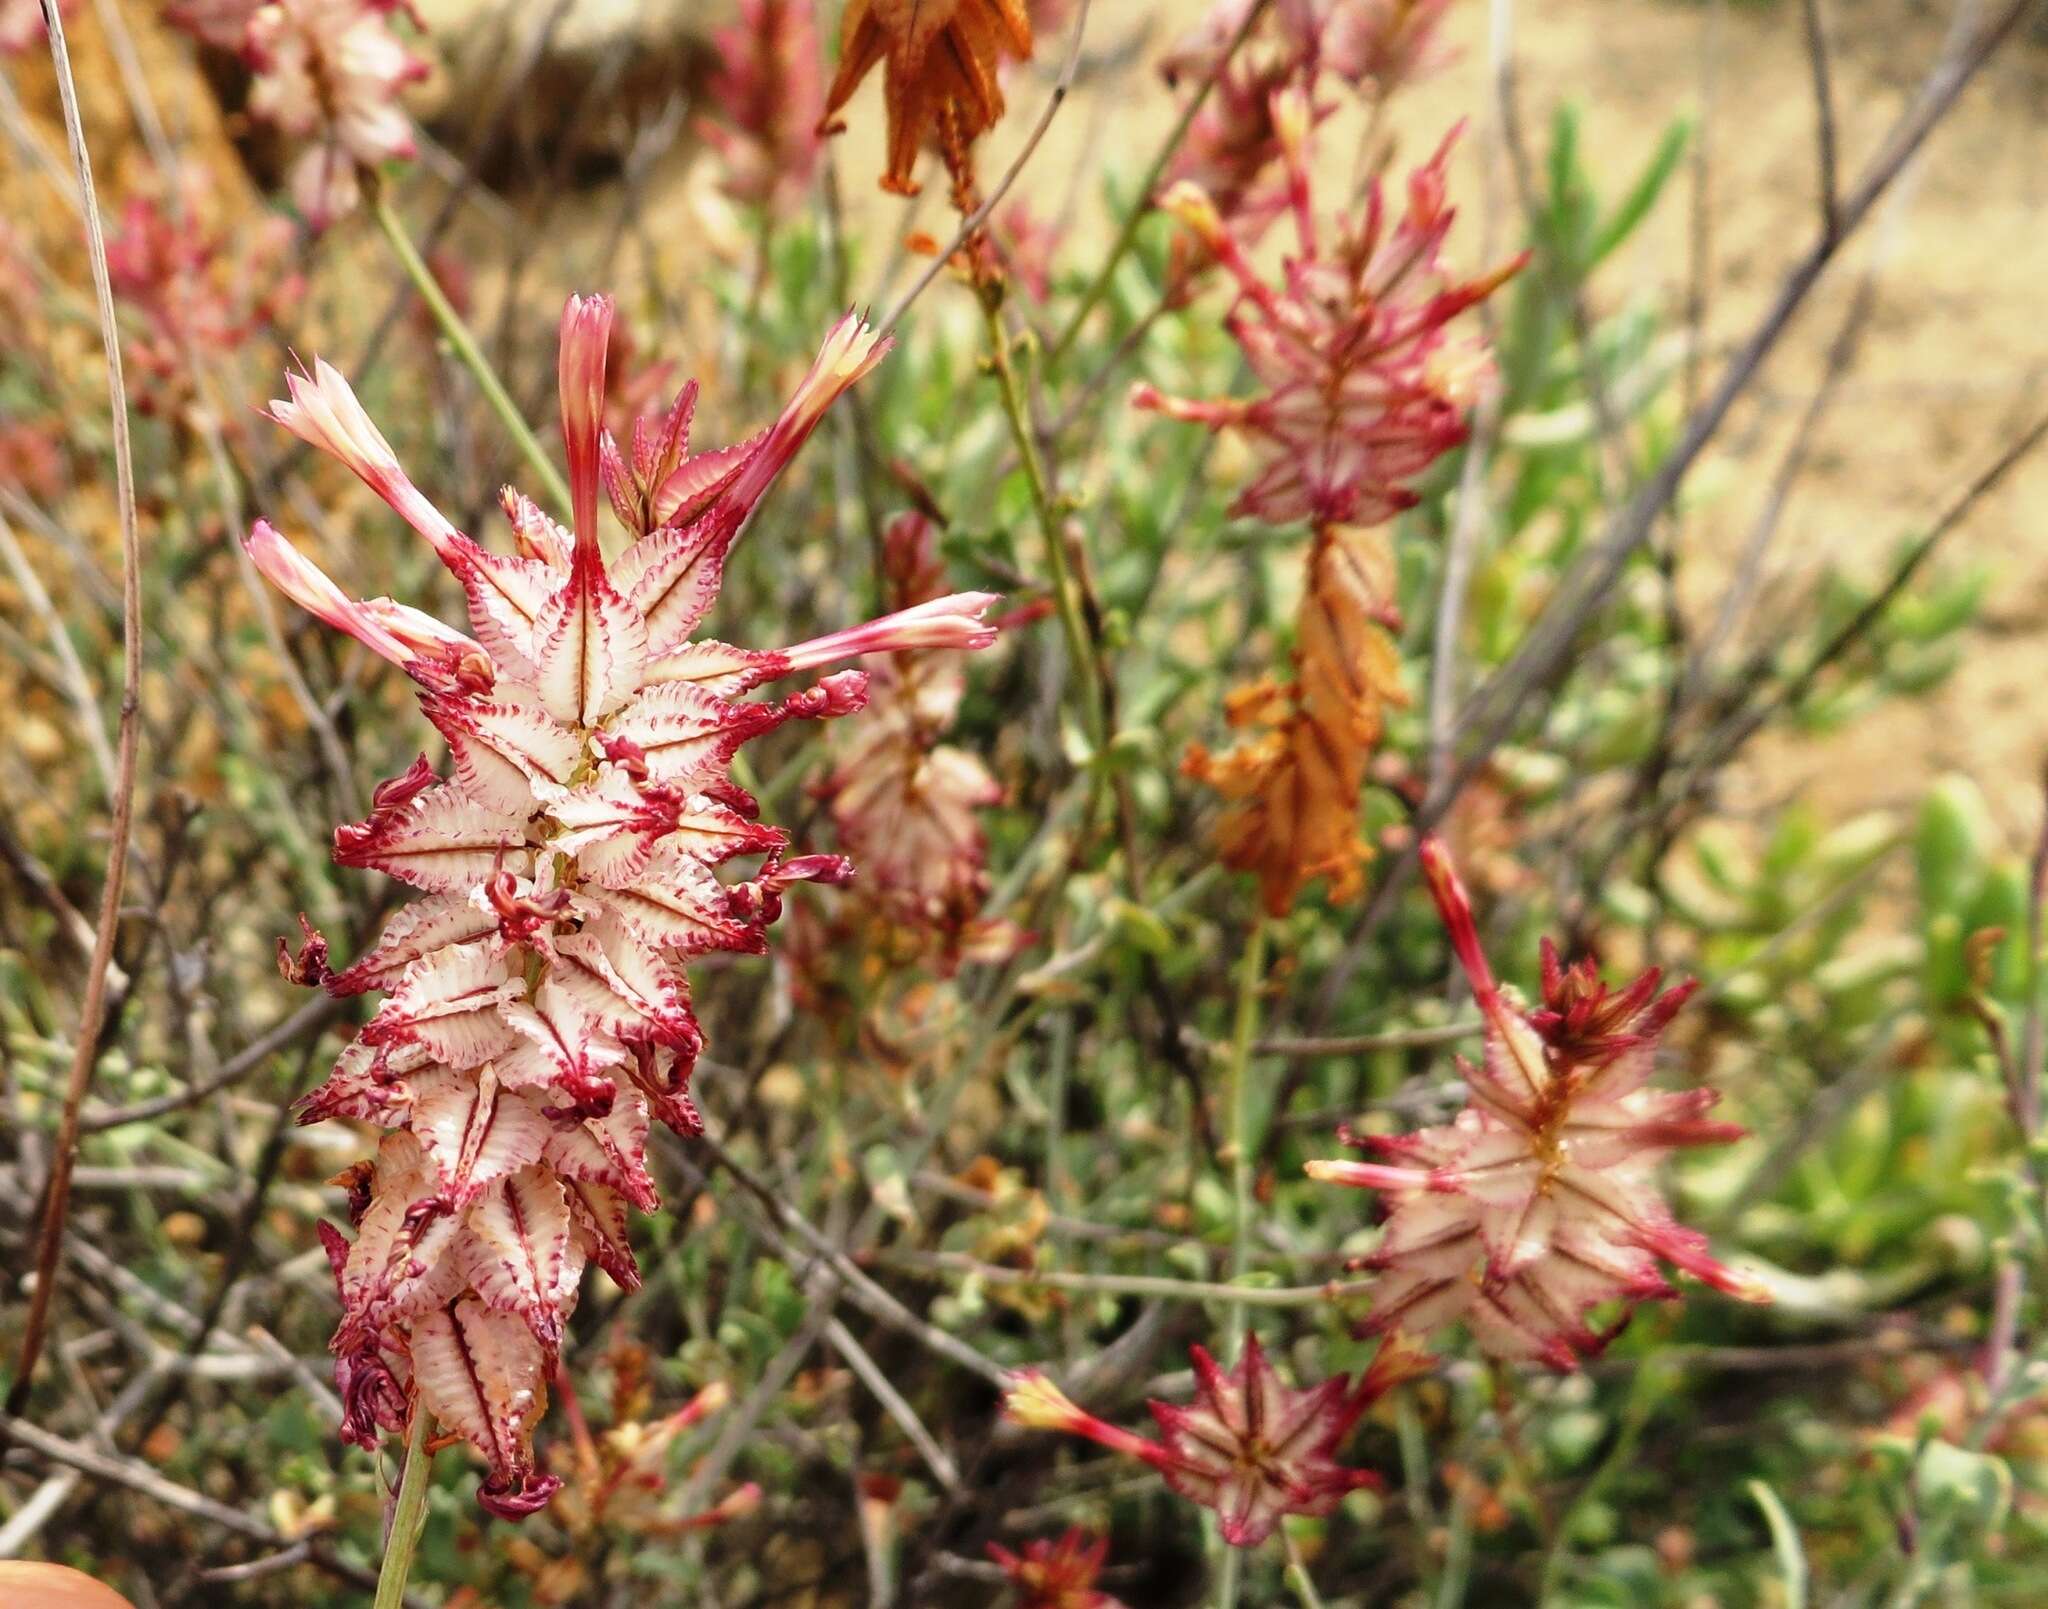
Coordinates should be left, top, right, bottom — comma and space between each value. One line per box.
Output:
257, 296, 998, 1513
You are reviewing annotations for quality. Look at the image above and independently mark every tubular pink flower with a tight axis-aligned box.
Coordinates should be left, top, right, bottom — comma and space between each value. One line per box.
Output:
1004, 1332, 1427, 1549
1304, 839, 1769, 1370
246, 519, 427, 673
254, 297, 997, 1513
779, 593, 1002, 671
715, 311, 893, 530
558, 293, 615, 556
599, 313, 892, 600
267, 358, 464, 557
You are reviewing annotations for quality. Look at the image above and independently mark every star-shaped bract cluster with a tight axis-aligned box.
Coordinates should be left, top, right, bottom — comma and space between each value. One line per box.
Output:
1005, 1331, 1426, 1548
1308, 839, 1769, 1369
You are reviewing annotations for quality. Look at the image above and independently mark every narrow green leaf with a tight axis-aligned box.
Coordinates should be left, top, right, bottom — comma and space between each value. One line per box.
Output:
1588, 116, 1693, 269
1747, 1479, 1809, 1609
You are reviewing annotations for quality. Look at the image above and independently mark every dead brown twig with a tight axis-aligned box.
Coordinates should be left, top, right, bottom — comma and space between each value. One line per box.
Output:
8, 1, 146, 1419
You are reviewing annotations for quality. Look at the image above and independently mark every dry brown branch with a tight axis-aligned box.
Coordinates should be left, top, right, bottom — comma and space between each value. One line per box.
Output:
8, 0, 147, 1419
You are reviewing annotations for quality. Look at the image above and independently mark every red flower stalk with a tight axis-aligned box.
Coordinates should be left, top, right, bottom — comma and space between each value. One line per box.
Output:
254, 296, 999, 1513
988, 1527, 1126, 1609
1306, 839, 1770, 1369
244, 0, 427, 229
1004, 1331, 1428, 1548
700, 0, 825, 212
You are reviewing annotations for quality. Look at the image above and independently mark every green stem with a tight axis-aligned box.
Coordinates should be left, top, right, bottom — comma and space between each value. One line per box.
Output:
374, 1406, 435, 1609
370, 183, 572, 516
1224, 916, 1270, 1349
1047, 0, 1272, 365
980, 293, 1108, 755
1282, 1530, 1327, 1609
1211, 914, 1269, 1609
1214, 1541, 1243, 1609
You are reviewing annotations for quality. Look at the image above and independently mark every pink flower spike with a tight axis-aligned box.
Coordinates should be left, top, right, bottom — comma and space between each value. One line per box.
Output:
247, 300, 950, 1517
777, 593, 1002, 673
1307, 838, 1767, 1369
246, 520, 429, 675
268, 358, 465, 559
558, 293, 616, 557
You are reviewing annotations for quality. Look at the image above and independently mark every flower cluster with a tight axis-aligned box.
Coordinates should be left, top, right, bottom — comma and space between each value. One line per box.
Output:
256, 295, 998, 1513
814, 510, 1022, 972
1147, 110, 1522, 914
1307, 839, 1770, 1368
988, 1527, 1125, 1608
819, 0, 1035, 202
242, 0, 427, 228
105, 171, 302, 424
700, 0, 824, 213
1005, 1331, 1427, 1548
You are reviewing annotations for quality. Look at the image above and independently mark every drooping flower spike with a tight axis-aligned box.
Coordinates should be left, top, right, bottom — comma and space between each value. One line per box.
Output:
1156, 110, 1525, 916
815, 511, 1023, 971
988, 1526, 1127, 1609
1005, 1331, 1429, 1548
254, 296, 999, 1513
1306, 839, 1770, 1369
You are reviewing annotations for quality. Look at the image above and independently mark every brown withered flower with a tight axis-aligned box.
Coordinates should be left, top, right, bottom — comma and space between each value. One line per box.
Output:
819, 0, 1034, 201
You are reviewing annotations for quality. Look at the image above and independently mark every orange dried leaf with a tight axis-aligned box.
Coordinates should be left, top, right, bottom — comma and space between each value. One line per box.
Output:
819, 0, 1034, 197
1184, 524, 1406, 916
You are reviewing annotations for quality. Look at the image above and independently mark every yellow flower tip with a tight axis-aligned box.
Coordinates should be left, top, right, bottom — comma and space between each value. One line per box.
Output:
1002, 1369, 1084, 1432
1363, 1330, 1436, 1394
1157, 181, 1227, 247
1272, 85, 1314, 154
